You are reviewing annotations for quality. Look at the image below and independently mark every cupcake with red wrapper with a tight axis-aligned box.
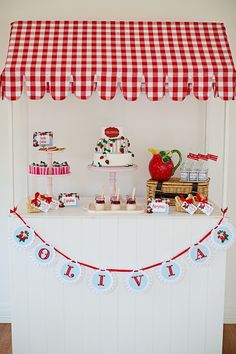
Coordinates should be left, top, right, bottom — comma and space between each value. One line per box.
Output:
61, 161, 70, 174
52, 161, 61, 175
29, 162, 39, 174
39, 161, 49, 175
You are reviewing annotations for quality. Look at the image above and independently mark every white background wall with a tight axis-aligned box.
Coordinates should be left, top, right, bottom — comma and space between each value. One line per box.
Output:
0, 0, 236, 323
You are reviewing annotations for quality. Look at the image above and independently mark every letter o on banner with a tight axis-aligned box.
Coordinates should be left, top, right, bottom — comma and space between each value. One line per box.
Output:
90, 269, 113, 293
212, 224, 235, 249
59, 261, 82, 283
189, 243, 210, 265
33, 243, 56, 266
159, 260, 182, 283
126, 270, 150, 293
13, 226, 35, 248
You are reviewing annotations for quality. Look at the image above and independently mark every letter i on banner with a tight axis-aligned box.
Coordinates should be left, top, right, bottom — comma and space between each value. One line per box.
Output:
126, 270, 150, 293
58, 261, 82, 283
90, 269, 114, 293
188, 243, 210, 265
33, 243, 56, 266
159, 260, 182, 283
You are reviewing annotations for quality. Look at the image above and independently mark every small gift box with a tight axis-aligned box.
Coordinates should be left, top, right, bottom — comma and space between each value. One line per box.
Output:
58, 193, 80, 207
194, 194, 214, 216
28, 192, 59, 213
147, 197, 170, 214
33, 131, 53, 147
175, 194, 200, 215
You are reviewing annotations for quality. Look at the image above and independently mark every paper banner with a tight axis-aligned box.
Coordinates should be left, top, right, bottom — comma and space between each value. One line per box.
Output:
12, 226, 35, 248
33, 243, 56, 266
126, 270, 150, 293
212, 224, 235, 249
90, 269, 114, 293
188, 243, 211, 265
10, 208, 233, 292
58, 261, 82, 283
159, 260, 182, 283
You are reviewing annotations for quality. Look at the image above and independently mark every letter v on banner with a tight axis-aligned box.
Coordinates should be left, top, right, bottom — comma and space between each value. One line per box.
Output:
126, 270, 150, 293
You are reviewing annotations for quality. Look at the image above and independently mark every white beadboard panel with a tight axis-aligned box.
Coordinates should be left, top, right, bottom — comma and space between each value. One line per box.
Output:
224, 304, 236, 324
10, 214, 228, 354
0, 303, 11, 323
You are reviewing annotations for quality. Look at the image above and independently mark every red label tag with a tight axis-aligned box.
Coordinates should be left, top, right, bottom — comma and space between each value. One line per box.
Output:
207, 154, 218, 161
187, 153, 199, 160
198, 154, 208, 160
105, 127, 119, 138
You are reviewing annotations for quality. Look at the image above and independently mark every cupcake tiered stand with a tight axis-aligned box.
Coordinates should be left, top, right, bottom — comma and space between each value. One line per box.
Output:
29, 149, 71, 196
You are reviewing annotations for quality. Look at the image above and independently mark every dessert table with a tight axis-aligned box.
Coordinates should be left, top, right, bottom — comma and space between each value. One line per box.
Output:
9, 199, 227, 354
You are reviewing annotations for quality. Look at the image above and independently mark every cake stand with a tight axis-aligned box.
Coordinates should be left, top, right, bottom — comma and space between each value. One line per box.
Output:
88, 164, 138, 196
29, 150, 71, 196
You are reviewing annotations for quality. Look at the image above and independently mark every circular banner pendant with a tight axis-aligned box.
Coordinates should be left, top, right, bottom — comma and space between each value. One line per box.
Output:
212, 224, 235, 249
12, 226, 35, 248
126, 270, 150, 293
90, 269, 113, 293
33, 243, 56, 266
58, 261, 82, 283
159, 260, 182, 283
189, 243, 210, 265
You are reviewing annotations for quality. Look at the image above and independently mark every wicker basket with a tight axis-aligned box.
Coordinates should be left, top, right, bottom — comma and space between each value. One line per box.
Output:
146, 177, 209, 206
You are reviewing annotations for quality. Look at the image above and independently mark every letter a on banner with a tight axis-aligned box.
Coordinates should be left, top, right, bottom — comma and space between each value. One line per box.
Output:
189, 244, 210, 265
126, 270, 150, 293
159, 261, 182, 283
58, 261, 82, 283
33, 243, 56, 266
90, 269, 113, 293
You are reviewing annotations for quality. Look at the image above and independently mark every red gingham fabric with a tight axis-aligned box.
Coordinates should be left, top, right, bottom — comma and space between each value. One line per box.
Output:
0, 20, 235, 101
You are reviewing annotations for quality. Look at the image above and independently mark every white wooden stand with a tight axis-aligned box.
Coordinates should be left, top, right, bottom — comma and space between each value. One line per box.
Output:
7, 98, 231, 354
10, 201, 227, 354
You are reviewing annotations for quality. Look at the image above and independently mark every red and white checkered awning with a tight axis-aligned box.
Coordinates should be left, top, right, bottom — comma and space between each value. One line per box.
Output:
0, 20, 235, 101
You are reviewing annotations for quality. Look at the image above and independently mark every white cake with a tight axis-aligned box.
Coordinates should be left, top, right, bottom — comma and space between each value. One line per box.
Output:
93, 127, 134, 167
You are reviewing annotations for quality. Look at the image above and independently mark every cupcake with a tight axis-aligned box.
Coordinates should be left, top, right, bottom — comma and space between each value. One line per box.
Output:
52, 161, 61, 175
39, 161, 49, 175
61, 161, 70, 174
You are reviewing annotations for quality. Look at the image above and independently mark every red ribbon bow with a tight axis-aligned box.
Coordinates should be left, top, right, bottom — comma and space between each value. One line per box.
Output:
195, 193, 208, 204
31, 192, 52, 206
179, 195, 193, 204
